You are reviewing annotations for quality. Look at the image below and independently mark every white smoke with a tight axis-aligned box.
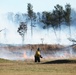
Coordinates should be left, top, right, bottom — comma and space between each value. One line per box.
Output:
0, 44, 76, 61
0, 13, 22, 44
0, 15, 70, 45
0, 10, 76, 60
0, 46, 35, 60
41, 46, 76, 60
0, 11, 76, 45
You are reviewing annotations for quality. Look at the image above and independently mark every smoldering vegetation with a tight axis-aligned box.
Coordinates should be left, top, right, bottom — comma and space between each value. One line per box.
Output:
0, 44, 34, 60
42, 46, 76, 59
0, 44, 76, 61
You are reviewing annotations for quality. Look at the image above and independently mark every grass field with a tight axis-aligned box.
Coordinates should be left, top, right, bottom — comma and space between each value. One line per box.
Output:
0, 58, 76, 75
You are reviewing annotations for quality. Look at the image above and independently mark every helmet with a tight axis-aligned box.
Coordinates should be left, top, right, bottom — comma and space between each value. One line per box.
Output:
37, 48, 40, 51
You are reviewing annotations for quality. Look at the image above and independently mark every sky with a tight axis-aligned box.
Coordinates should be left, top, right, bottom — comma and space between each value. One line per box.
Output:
0, 0, 76, 13
0, 0, 76, 45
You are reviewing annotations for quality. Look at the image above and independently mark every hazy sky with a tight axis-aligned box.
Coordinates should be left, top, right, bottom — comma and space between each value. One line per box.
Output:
0, 0, 76, 44
0, 0, 76, 13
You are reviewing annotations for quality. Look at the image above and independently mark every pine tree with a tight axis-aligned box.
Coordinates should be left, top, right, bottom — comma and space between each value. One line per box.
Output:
53, 4, 64, 44
41, 11, 51, 30
50, 12, 59, 43
17, 22, 27, 44
27, 3, 34, 37
64, 4, 71, 38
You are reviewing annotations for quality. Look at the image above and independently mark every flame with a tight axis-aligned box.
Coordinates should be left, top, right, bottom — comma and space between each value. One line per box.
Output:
23, 51, 27, 59
23, 52, 34, 60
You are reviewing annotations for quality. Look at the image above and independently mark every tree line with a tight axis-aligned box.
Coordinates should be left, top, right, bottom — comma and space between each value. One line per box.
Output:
7, 3, 72, 44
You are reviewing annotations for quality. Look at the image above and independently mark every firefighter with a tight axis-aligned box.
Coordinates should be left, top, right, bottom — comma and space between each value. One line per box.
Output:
34, 48, 42, 62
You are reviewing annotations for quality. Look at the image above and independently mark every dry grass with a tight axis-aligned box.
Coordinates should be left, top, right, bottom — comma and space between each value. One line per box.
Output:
1, 44, 65, 51
0, 58, 76, 75
1, 44, 76, 51
0, 44, 76, 75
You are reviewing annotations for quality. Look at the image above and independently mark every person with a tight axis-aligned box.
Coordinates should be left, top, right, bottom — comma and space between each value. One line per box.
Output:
34, 48, 42, 62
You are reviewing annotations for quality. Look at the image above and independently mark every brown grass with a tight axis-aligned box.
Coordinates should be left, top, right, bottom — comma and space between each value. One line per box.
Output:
1, 44, 65, 51
0, 58, 76, 75
0, 44, 76, 75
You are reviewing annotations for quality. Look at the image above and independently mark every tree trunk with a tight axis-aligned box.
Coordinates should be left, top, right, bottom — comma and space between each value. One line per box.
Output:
53, 27, 58, 43
31, 19, 33, 37
58, 24, 61, 44
69, 25, 71, 38
22, 35, 24, 45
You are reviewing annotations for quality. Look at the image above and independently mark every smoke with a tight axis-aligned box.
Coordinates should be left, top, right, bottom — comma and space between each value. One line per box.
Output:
0, 13, 22, 44
42, 46, 76, 60
0, 10, 76, 45
0, 10, 76, 60
0, 44, 76, 61
0, 46, 35, 60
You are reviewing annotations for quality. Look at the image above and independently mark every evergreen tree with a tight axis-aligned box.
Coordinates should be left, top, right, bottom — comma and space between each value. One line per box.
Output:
14, 13, 21, 24
64, 4, 71, 38
27, 3, 34, 37
41, 11, 51, 29
53, 4, 64, 44
32, 12, 37, 25
50, 12, 59, 43
37, 12, 41, 23
17, 22, 27, 44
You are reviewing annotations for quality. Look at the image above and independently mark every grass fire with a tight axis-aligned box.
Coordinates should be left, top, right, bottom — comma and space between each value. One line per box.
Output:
0, 44, 76, 75
0, 1, 76, 75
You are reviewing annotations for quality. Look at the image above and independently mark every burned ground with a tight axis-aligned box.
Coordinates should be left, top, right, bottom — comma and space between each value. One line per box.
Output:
42, 59, 76, 64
